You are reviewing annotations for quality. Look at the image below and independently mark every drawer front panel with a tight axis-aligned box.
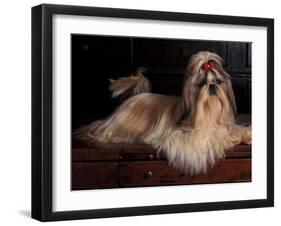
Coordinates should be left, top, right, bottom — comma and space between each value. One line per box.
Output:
72, 162, 118, 190
119, 159, 251, 187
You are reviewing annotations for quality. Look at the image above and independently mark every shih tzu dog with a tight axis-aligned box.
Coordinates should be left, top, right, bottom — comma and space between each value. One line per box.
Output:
75, 51, 251, 175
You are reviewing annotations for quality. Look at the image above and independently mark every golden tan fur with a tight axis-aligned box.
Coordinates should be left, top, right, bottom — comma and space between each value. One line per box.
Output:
109, 68, 151, 98
77, 93, 185, 144
75, 51, 251, 175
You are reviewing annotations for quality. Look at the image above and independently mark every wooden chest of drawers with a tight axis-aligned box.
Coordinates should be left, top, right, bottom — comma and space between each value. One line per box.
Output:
72, 142, 251, 190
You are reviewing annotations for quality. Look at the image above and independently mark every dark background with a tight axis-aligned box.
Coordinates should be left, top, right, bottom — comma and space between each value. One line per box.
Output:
72, 35, 252, 130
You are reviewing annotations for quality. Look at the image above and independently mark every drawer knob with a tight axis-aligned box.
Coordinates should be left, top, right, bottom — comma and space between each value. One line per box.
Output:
144, 171, 153, 179
148, 154, 154, 160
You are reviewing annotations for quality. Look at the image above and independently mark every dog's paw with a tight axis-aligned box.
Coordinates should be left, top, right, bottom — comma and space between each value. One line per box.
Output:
230, 125, 252, 145
230, 133, 241, 145
242, 126, 252, 144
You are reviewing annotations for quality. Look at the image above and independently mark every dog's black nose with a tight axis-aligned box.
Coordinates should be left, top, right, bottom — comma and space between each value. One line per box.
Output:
209, 84, 216, 95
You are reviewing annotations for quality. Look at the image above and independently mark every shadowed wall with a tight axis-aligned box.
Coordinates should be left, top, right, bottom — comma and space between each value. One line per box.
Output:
72, 35, 251, 130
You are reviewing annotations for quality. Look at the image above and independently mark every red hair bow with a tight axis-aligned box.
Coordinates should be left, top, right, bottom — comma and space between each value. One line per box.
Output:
203, 61, 216, 72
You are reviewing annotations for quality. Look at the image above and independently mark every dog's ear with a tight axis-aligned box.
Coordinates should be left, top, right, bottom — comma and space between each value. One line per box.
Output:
213, 56, 237, 114
182, 57, 199, 116
225, 78, 237, 113
182, 76, 194, 116
182, 77, 189, 112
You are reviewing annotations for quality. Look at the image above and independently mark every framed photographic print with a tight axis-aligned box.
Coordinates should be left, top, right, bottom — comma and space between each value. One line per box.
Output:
32, 4, 274, 221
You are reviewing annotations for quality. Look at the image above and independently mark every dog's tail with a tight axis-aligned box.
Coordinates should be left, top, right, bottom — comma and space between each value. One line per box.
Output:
73, 120, 104, 142
109, 67, 151, 98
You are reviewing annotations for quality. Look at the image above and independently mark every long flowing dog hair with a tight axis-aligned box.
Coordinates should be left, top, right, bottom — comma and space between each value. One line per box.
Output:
74, 51, 251, 175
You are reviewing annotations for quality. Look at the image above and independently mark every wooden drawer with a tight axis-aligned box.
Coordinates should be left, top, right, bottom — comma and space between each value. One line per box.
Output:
119, 159, 251, 187
72, 143, 251, 162
72, 142, 251, 190
72, 162, 118, 190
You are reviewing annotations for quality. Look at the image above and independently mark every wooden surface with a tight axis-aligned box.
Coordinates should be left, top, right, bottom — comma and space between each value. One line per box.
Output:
119, 159, 251, 187
72, 143, 251, 161
72, 162, 119, 189
72, 143, 251, 190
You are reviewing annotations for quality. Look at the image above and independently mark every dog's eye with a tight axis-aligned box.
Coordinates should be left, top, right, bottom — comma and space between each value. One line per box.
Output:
217, 79, 224, 85
197, 80, 206, 87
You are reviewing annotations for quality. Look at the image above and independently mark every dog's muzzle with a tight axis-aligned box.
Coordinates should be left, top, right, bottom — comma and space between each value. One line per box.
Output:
209, 84, 216, 95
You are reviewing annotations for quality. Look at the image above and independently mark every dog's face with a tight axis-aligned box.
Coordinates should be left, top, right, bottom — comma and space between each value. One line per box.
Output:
183, 52, 236, 128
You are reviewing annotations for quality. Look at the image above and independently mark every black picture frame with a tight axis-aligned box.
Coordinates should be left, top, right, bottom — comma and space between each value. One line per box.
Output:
32, 3, 274, 222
